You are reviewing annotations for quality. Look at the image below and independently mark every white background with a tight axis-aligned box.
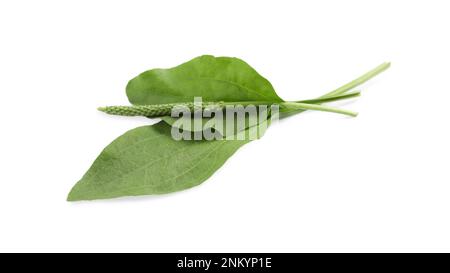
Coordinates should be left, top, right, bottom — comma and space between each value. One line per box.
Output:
1, 0, 449, 252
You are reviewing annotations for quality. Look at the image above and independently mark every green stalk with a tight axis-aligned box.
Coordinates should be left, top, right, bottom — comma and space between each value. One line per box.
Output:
98, 100, 357, 118
281, 102, 358, 117
226, 100, 358, 117
224, 91, 361, 106
279, 62, 390, 118
321, 62, 390, 98
98, 63, 390, 119
98, 91, 362, 117
297, 90, 360, 104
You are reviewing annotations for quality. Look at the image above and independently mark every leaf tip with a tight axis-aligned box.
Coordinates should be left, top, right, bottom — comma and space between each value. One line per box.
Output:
67, 181, 88, 202
66, 188, 80, 202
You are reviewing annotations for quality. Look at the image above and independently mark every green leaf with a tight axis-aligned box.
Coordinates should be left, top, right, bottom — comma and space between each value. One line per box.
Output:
126, 55, 283, 105
126, 55, 283, 133
67, 121, 250, 201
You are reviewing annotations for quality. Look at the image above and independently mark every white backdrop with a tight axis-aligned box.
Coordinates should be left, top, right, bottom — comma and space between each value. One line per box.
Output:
1, 0, 449, 252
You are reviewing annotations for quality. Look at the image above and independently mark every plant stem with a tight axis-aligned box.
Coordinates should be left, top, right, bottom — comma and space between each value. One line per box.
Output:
98, 100, 358, 118
217, 91, 361, 107
279, 62, 390, 118
98, 63, 390, 119
297, 90, 360, 104
281, 102, 358, 117
321, 62, 390, 98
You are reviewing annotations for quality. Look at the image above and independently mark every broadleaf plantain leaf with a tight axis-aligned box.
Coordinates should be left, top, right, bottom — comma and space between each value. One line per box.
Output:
126, 55, 283, 105
67, 122, 250, 201
126, 55, 283, 133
